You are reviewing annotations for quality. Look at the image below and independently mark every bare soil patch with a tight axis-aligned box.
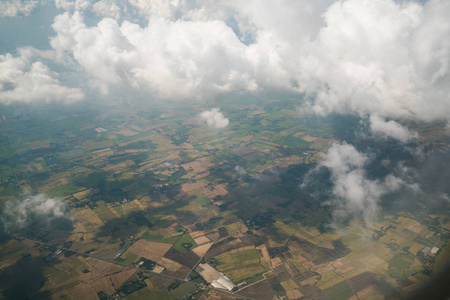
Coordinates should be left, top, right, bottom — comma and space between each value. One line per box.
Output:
127, 240, 171, 262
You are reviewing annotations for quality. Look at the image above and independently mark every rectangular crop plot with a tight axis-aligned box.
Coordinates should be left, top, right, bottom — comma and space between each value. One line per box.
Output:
215, 249, 265, 283
324, 280, 354, 300
126, 240, 172, 262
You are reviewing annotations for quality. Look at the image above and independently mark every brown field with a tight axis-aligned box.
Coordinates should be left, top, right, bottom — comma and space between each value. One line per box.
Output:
227, 245, 255, 254
126, 240, 172, 262
271, 257, 283, 268
311, 262, 334, 275
356, 285, 378, 299
256, 244, 272, 270
73, 188, 96, 200
301, 135, 318, 142
189, 228, 218, 238
181, 157, 215, 175
331, 257, 357, 274
91, 276, 117, 295
164, 248, 200, 269
298, 285, 327, 300
281, 278, 299, 290
70, 259, 135, 296
286, 289, 303, 300
65, 283, 99, 300
181, 181, 205, 193
300, 274, 318, 286
192, 242, 214, 257
193, 235, 211, 245
118, 129, 139, 136
202, 184, 229, 198
236, 220, 249, 234
238, 279, 275, 300
72, 208, 104, 233
89, 241, 123, 260
349, 271, 376, 293
157, 257, 184, 272
205, 231, 220, 241
107, 268, 136, 290
102, 161, 135, 173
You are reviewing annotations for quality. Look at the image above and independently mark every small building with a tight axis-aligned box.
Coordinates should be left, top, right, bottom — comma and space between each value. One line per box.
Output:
430, 247, 439, 255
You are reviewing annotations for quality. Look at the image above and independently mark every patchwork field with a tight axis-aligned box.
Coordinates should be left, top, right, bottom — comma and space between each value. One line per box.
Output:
0, 100, 448, 300
215, 249, 266, 283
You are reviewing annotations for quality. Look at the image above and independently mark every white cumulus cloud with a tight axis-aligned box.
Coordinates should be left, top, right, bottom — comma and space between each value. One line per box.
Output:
49, 12, 284, 98
1, 0, 449, 125
299, 0, 450, 123
198, 108, 229, 128
0, 48, 84, 104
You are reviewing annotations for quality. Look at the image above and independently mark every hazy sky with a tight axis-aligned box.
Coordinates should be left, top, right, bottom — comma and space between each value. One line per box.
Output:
1, 0, 449, 137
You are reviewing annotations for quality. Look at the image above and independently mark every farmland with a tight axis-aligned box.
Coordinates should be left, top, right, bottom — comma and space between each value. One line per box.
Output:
0, 99, 449, 299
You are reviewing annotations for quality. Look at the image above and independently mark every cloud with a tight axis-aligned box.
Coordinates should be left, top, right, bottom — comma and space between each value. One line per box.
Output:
93, 0, 122, 19
49, 12, 285, 98
235, 165, 247, 175
1, 194, 72, 231
0, 48, 84, 104
199, 108, 229, 128
369, 115, 418, 143
0, 0, 39, 17
54, 0, 92, 12
45, 0, 449, 121
299, 0, 450, 123
1, 0, 449, 122
320, 143, 411, 227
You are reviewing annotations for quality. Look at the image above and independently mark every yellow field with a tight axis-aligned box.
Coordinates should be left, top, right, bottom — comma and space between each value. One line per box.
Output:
281, 279, 299, 290
72, 188, 96, 200
316, 271, 345, 290
126, 240, 172, 262
225, 223, 241, 237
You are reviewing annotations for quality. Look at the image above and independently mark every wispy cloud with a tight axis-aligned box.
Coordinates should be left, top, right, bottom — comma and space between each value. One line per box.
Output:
1, 194, 72, 231
319, 143, 415, 227
369, 115, 418, 143
0, 0, 39, 17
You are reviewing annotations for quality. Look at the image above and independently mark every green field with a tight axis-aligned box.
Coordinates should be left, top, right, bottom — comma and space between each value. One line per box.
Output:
193, 194, 211, 206
324, 280, 354, 300
215, 249, 266, 283
117, 252, 138, 265
170, 282, 197, 298
172, 233, 198, 253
